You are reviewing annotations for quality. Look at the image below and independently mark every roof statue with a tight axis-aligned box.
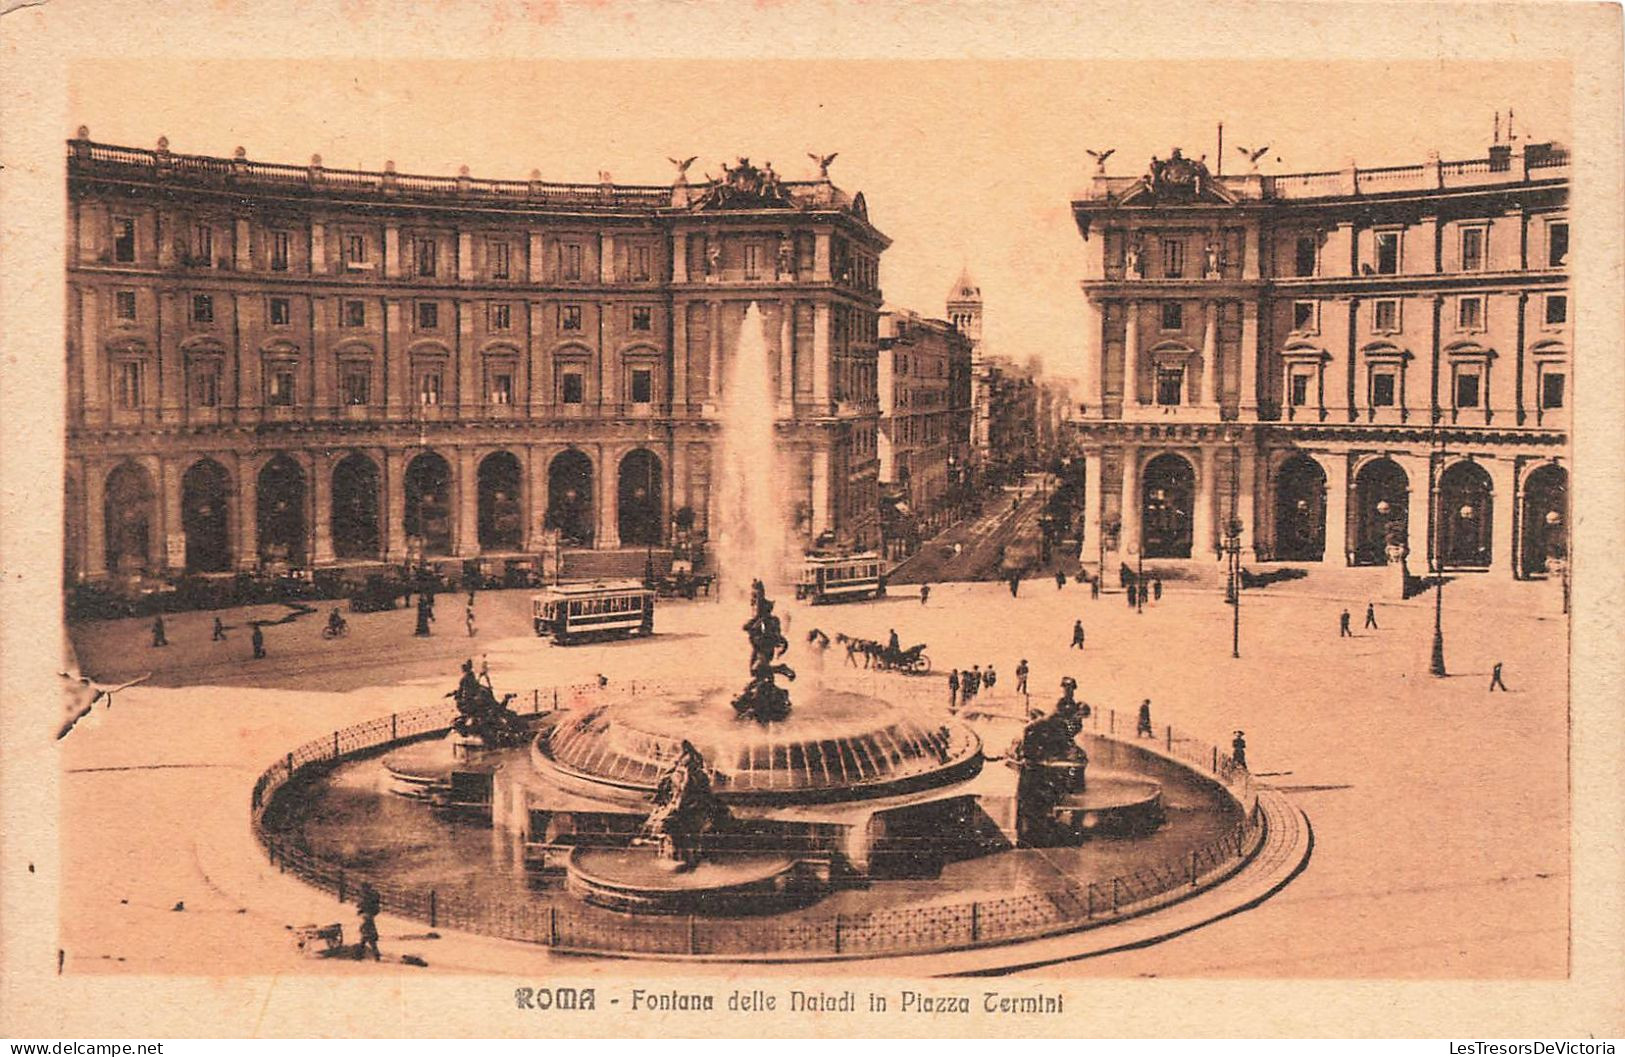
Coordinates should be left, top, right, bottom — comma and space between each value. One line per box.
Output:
1086, 147, 1116, 174
807, 152, 838, 180
694, 156, 793, 210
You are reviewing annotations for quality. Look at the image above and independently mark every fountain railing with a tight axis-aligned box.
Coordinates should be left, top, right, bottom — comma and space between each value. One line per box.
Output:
250, 679, 1266, 961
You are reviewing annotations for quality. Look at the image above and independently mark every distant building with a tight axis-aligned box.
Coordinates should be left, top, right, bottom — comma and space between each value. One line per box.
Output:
1069, 141, 1568, 579
877, 309, 973, 552
64, 132, 890, 583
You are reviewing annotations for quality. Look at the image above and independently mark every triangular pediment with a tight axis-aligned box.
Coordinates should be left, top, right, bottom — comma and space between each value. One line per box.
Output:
1116, 150, 1236, 206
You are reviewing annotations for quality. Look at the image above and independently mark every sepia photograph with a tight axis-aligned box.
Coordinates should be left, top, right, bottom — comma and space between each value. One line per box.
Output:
2, 0, 1621, 1042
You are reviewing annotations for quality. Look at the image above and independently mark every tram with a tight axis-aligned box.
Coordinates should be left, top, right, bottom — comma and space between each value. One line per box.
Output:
531, 580, 655, 644
794, 552, 887, 604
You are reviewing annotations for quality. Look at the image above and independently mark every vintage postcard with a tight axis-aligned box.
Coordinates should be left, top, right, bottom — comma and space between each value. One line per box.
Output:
1, 0, 1621, 1041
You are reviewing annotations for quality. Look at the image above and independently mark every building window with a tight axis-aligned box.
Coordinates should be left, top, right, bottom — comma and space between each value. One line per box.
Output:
1545, 294, 1568, 326
268, 297, 291, 327
270, 230, 290, 272
345, 234, 367, 268
1160, 301, 1184, 331
490, 372, 514, 405
560, 305, 582, 331
1294, 234, 1317, 277
1373, 298, 1400, 333
193, 224, 213, 264
416, 302, 439, 331
1371, 370, 1397, 408
489, 302, 512, 331
490, 240, 511, 280
1155, 366, 1184, 406
113, 217, 136, 262
268, 369, 296, 407
1457, 295, 1484, 331
1547, 221, 1568, 268
631, 244, 652, 281
1453, 368, 1481, 409
745, 244, 761, 280
631, 306, 653, 332
342, 365, 369, 406
1460, 226, 1486, 272
1161, 239, 1185, 278
116, 361, 142, 408
418, 371, 442, 406
415, 238, 437, 277
560, 371, 584, 404
1540, 370, 1565, 409
191, 294, 214, 325
193, 365, 220, 408
1292, 301, 1318, 333
1289, 370, 1312, 407
630, 367, 653, 404
342, 300, 366, 328
562, 243, 582, 281
114, 290, 137, 321
1375, 231, 1400, 275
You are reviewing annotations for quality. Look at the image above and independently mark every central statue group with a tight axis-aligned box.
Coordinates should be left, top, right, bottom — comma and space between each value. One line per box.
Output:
731, 579, 796, 723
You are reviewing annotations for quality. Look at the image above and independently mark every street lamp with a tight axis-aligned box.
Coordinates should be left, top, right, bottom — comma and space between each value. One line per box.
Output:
1224, 515, 1243, 659
1429, 409, 1448, 678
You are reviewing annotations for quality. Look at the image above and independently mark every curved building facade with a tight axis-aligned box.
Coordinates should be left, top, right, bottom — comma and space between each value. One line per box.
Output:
1070, 143, 1569, 581
65, 134, 888, 582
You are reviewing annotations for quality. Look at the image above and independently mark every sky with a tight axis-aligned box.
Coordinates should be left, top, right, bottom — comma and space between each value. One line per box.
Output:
71, 58, 1570, 383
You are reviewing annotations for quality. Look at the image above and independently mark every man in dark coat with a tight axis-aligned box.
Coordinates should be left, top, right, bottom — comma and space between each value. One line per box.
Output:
1364, 602, 1379, 630
1137, 699, 1154, 738
151, 616, 168, 648
1231, 730, 1248, 769
212, 617, 227, 641
1071, 620, 1085, 649
251, 624, 266, 659
1339, 608, 1352, 637
356, 882, 382, 961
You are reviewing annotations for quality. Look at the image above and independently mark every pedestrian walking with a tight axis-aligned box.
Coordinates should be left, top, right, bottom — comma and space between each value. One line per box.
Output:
1055, 569, 1066, 590
1231, 730, 1247, 770
465, 602, 477, 637
1489, 662, 1509, 692
151, 616, 168, 648
415, 594, 434, 637
1009, 573, 1020, 598
965, 665, 982, 702
1126, 584, 1136, 609
1015, 659, 1029, 696
947, 669, 960, 710
1339, 608, 1352, 637
212, 617, 227, 642
1152, 577, 1163, 602
356, 882, 382, 962
1090, 577, 1101, 600
467, 588, 477, 608
251, 624, 266, 659
1070, 620, 1085, 649
1137, 699, 1154, 738
984, 664, 997, 690
920, 583, 931, 606
1364, 602, 1378, 630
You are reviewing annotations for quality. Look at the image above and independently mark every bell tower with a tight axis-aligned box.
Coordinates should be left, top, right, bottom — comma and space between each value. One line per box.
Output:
945, 266, 983, 362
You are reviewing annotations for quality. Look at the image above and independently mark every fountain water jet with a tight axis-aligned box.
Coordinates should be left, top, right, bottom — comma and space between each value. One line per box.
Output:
715, 302, 791, 602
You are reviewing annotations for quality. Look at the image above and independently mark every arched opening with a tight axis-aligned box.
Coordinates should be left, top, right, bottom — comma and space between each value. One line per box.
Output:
181, 459, 233, 572
1140, 453, 1194, 559
103, 462, 155, 576
617, 449, 664, 547
477, 451, 524, 552
1439, 460, 1493, 569
1520, 464, 1568, 577
257, 455, 308, 567
331, 453, 381, 560
1273, 455, 1327, 562
546, 450, 595, 546
1353, 458, 1408, 566
404, 452, 454, 557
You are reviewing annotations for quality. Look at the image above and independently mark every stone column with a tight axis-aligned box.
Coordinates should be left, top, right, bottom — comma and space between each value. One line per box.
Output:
385, 300, 406, 419
84, 461, 108, 579
596, 444, 619, 548
708, 301, 722, 402
310, 296, 331, 416
672, 304, 689, 412
522, 445, 544, 552
812, 303, 832, 407
309, 222, 326, 276
1081, 296, 1104, 417
527, 232, 545, 284
304, 451, 330, 563
78, 286, 103, 420
457, 302, 478, 416
1118, 447, 1140, 559
157, 457, 182, 574
1236, 444, 1257, 558
456, 448, 479, 556
810, 451, 830, 537
385, 226, 401, 279
234, 218, 252, 271
813, 232, 831, 282
672, 232, 688, 283
1124, 301, 1141, 406
1321, 451, 1350, 567
384, 451, 407, 563
1201, 300, 1219, 406
528, 301, 549, 412
599, 234, 616, 283
459, 231, 475, 282
1195, 446, 1216, 559
237, 457, 259, 569
158, 292, 182, 419
1239, 301, 1260, 414
1487, 457, 1519, 577
779, 299, 795, 410
1082, 450, 1102, 561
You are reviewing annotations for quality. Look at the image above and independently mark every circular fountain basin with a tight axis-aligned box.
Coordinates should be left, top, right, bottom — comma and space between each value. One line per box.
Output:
535, 685, 982, 806
565, 846, 813, 914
